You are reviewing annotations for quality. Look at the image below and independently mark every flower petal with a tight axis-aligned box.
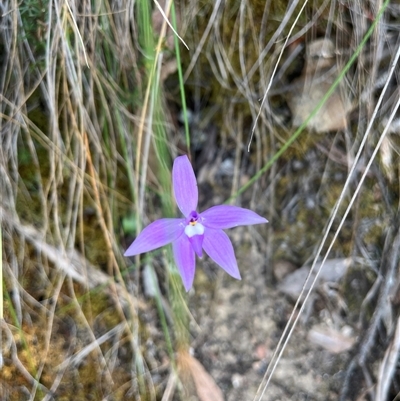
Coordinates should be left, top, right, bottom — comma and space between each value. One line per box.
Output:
124, 218, 185, 257
173, 234, 196, 291
172, 155, 198, 216
200, 205, 268, 229
188, 234, 204, 258
202, 228, 241, 280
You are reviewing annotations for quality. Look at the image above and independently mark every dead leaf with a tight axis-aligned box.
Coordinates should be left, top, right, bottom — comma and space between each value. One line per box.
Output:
308, 325, 355, 353
178, 350, 224, 401
286, 38, 351, 133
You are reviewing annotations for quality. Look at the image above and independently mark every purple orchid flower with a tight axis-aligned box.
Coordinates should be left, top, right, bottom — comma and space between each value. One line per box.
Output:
124, 155, 268, 291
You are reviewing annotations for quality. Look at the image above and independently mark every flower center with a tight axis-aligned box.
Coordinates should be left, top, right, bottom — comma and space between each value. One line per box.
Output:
184, 211, 204, 238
